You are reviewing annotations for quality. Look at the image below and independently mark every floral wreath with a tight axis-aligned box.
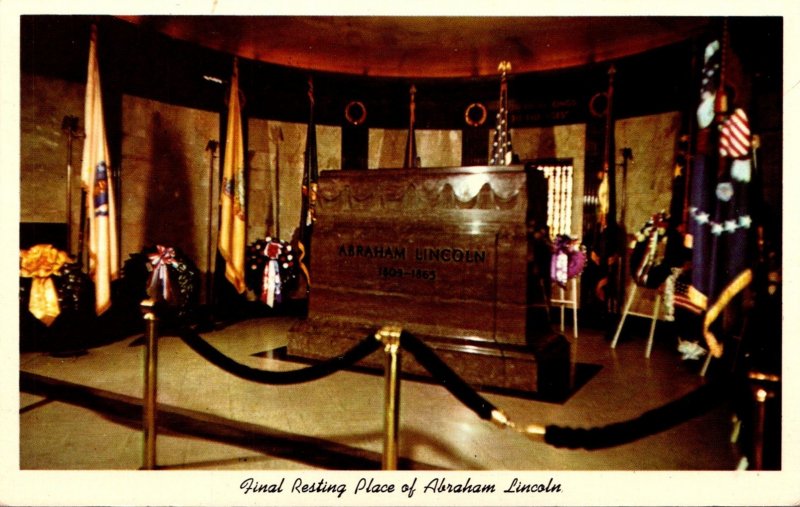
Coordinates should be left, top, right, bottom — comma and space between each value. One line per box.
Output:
550, 235, 587, 288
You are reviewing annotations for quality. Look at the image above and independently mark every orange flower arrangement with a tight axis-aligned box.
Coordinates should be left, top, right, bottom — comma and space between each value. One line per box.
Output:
20, 244, 72, 326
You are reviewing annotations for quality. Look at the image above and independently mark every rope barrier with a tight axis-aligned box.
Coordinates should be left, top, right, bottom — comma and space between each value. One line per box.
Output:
399, 331, 498, 421
542, 380, 727, 450
178, 327, 381, 385
175, 323, 729, 450
399, 329, 728, 449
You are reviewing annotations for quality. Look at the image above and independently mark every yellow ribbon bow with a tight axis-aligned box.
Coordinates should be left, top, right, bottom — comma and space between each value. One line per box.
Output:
20, 244, 71, 326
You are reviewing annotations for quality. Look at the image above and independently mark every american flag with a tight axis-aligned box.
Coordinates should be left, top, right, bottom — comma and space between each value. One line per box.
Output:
678, 38, 755, 359
719, 108, 751, 158
489, 61, 513, 166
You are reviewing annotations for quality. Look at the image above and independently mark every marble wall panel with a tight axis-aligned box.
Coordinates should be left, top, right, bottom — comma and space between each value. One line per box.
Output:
368, 128, 462, 169
119, 96, 219, 289
615, 112, 681, 236
255, 120, 341, 242
20, 73, 86, 249
247, 118, 273, 243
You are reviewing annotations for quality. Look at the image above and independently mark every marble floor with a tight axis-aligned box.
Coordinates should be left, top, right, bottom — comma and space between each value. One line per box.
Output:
18, 313, 745, 472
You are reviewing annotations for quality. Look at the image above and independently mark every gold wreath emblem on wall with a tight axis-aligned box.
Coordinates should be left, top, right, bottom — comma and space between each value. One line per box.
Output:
464, 102, 487, 127
344, 100, 367, 126
589, 91, 609, 118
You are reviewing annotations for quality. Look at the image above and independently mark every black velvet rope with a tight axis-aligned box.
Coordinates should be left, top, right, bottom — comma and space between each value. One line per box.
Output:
400, 330, 728, 450
543, 380, 727, 450
178, 325, 726, 450
178, 328, 381, 385
399, 331, 498, 421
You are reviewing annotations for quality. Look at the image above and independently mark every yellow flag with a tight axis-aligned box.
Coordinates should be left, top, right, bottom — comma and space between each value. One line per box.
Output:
218, 59, 247, 293
81, 26, 119, 314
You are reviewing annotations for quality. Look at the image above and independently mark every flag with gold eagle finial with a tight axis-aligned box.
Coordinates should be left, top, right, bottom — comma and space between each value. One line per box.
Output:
218, 58, 247, 293
81, 25, 119, 315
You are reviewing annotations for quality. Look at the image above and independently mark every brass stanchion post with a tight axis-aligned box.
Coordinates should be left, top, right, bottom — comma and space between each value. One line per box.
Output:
376, 326, 402, 470
752, 387, 768, 470
748, 371, 779, 470
141, 299, 159, 470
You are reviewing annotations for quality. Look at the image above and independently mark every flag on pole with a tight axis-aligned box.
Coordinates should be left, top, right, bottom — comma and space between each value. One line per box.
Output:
218, 58, 247, 294
489, 61, 514, 166
297, 77, 318, 285
678, 39, 754, 358
81, 25, 119, 315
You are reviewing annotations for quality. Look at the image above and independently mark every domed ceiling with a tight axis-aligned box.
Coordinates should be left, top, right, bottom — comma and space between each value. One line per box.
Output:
117, 16, 713, 78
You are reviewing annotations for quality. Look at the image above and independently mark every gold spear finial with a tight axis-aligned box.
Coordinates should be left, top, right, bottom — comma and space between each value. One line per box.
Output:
498, 61, 512, 75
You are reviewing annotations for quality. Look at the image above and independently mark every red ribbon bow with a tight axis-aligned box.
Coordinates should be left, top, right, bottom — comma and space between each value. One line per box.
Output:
148, 245, 177, 302
262, 241, 283, 307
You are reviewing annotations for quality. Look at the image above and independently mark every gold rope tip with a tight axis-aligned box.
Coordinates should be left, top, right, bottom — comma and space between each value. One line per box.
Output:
518, 423, 546, 441
490, 409, 512, 429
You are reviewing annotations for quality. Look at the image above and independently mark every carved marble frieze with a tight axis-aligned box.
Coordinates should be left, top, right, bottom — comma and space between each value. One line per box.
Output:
316, 168, 528, 214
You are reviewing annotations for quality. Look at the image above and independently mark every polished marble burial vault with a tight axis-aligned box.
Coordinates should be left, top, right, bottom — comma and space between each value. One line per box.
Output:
289, 165, 570, 397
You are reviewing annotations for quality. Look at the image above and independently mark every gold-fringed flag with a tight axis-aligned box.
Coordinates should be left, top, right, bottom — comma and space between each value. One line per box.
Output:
218, 58, 247, 293
678, 37, 755, 358
81, 25, 119, 315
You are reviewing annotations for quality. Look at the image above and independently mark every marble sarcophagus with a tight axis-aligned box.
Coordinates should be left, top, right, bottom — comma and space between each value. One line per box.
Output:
288, 165, 570, 397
